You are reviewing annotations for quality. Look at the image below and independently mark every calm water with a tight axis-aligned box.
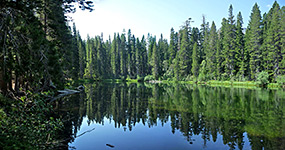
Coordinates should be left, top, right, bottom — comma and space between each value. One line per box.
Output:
55, 83, 285, 150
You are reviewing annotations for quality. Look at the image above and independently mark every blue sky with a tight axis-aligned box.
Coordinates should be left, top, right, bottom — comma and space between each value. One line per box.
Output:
69, 0, 284, 41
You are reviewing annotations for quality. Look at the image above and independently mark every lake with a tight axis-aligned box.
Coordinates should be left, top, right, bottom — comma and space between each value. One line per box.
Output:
55, 83, 285, 150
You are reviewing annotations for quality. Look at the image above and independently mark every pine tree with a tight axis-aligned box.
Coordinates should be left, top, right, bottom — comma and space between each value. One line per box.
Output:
245, 3, 263, 79
141, 35, 148, 77
206, 21, 217, 79
0, 0, 94, 94
235, 12, 245, 79
190, 27, 199, 44
105, 36, 112, 77
136, 38, 142, 76
158, 34, 168, 75
93, 37, 100, 78
191, 42, 199, 78
147, 35, 156, 74
71, 23, 80, 79
97, 36, 108, 78
174, 56, 180, 81
222, 5, 236, 78
77, 32, 86, 78
263, 3, 281, 80
168, 28, 178, 65
130, 35, 137, 78
200, 15, 209, 63
280, 6, 285, 74
152, 43, 160, 79
177, 19, 192, 77
116, 33, 121, 77
216, 38, 222, 79
111, 33, 117, 78
219, 18, 228, 76
85, 35, 94, 78
120, 32, 127, 79
261, 2, 279, 73
127, 29, 136, 78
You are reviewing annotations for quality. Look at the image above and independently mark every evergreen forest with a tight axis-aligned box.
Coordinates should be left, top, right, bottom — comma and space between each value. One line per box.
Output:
1, 1, 285, 95
73, 2, 285, 86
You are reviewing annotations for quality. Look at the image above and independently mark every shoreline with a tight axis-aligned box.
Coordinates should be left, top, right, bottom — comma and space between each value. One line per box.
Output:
76, 78, 285, 89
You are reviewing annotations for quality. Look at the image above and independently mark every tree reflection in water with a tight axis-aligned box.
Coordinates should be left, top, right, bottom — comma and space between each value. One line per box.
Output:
54, 83, 285, 150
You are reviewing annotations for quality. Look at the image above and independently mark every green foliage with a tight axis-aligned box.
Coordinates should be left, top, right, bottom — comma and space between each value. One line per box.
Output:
276, 75, 285, 86
235, 73, 249, 82
191, 42, 199, 78
280, 6, 285, 75
0, 94, 63, 150
2, 0, 285, 107
246, 3, 263, 79
198, 73, 206, 82
0, 1, 95, 149
177, 25, 191, 77
144, 75, 155, 82
256, 71, 269, 86
198, 60, 207, 81
205, 21, 218, 79
173, 57, 180, 81
222, 5, 236, 77
236, 12, 245, 77
120, 33, 127, 78
151, 43, 160, 79
168, 28, 178, 64
70, 2, 283, 86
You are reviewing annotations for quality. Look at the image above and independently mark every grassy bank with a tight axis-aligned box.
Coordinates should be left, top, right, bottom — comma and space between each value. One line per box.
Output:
164, 80, 284, 89
207, 80, 257, 87
75, 78, 284, 89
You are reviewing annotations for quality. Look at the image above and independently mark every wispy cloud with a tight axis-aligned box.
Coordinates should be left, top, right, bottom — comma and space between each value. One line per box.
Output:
266, 4, 271, 8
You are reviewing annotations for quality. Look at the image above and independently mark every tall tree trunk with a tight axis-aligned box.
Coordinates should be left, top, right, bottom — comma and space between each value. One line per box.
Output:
15, 73, 19, 93
1, 29, 7, 94
0, 70, 7, 94
8, 70, 14, 92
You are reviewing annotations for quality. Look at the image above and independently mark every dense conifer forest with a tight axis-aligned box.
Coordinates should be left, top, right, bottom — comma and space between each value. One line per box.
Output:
1, 1, 284, 96
73, 2, 285, 85
0, 1, 94, 149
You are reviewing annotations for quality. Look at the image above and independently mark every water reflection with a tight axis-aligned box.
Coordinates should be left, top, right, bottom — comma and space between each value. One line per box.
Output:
55, 83, 285, 150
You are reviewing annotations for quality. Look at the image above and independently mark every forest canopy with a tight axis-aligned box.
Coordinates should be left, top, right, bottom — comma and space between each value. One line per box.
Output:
1, 1, 285, 96
78, 2, 284, 84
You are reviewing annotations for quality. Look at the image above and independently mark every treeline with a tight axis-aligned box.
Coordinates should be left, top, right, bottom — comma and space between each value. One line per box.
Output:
1, 1, 284, 95
0, 0, 93, 95
78, 2, 284, 83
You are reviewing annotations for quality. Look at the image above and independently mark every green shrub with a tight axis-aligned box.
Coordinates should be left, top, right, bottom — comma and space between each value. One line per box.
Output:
0, 93, 63, 149
198, 73, 206, 81
276, 75, 285, 86
222, 73, 230, 81
144, 75, 155, 81
185, 75, 193, 81
256, 71, 269, 87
